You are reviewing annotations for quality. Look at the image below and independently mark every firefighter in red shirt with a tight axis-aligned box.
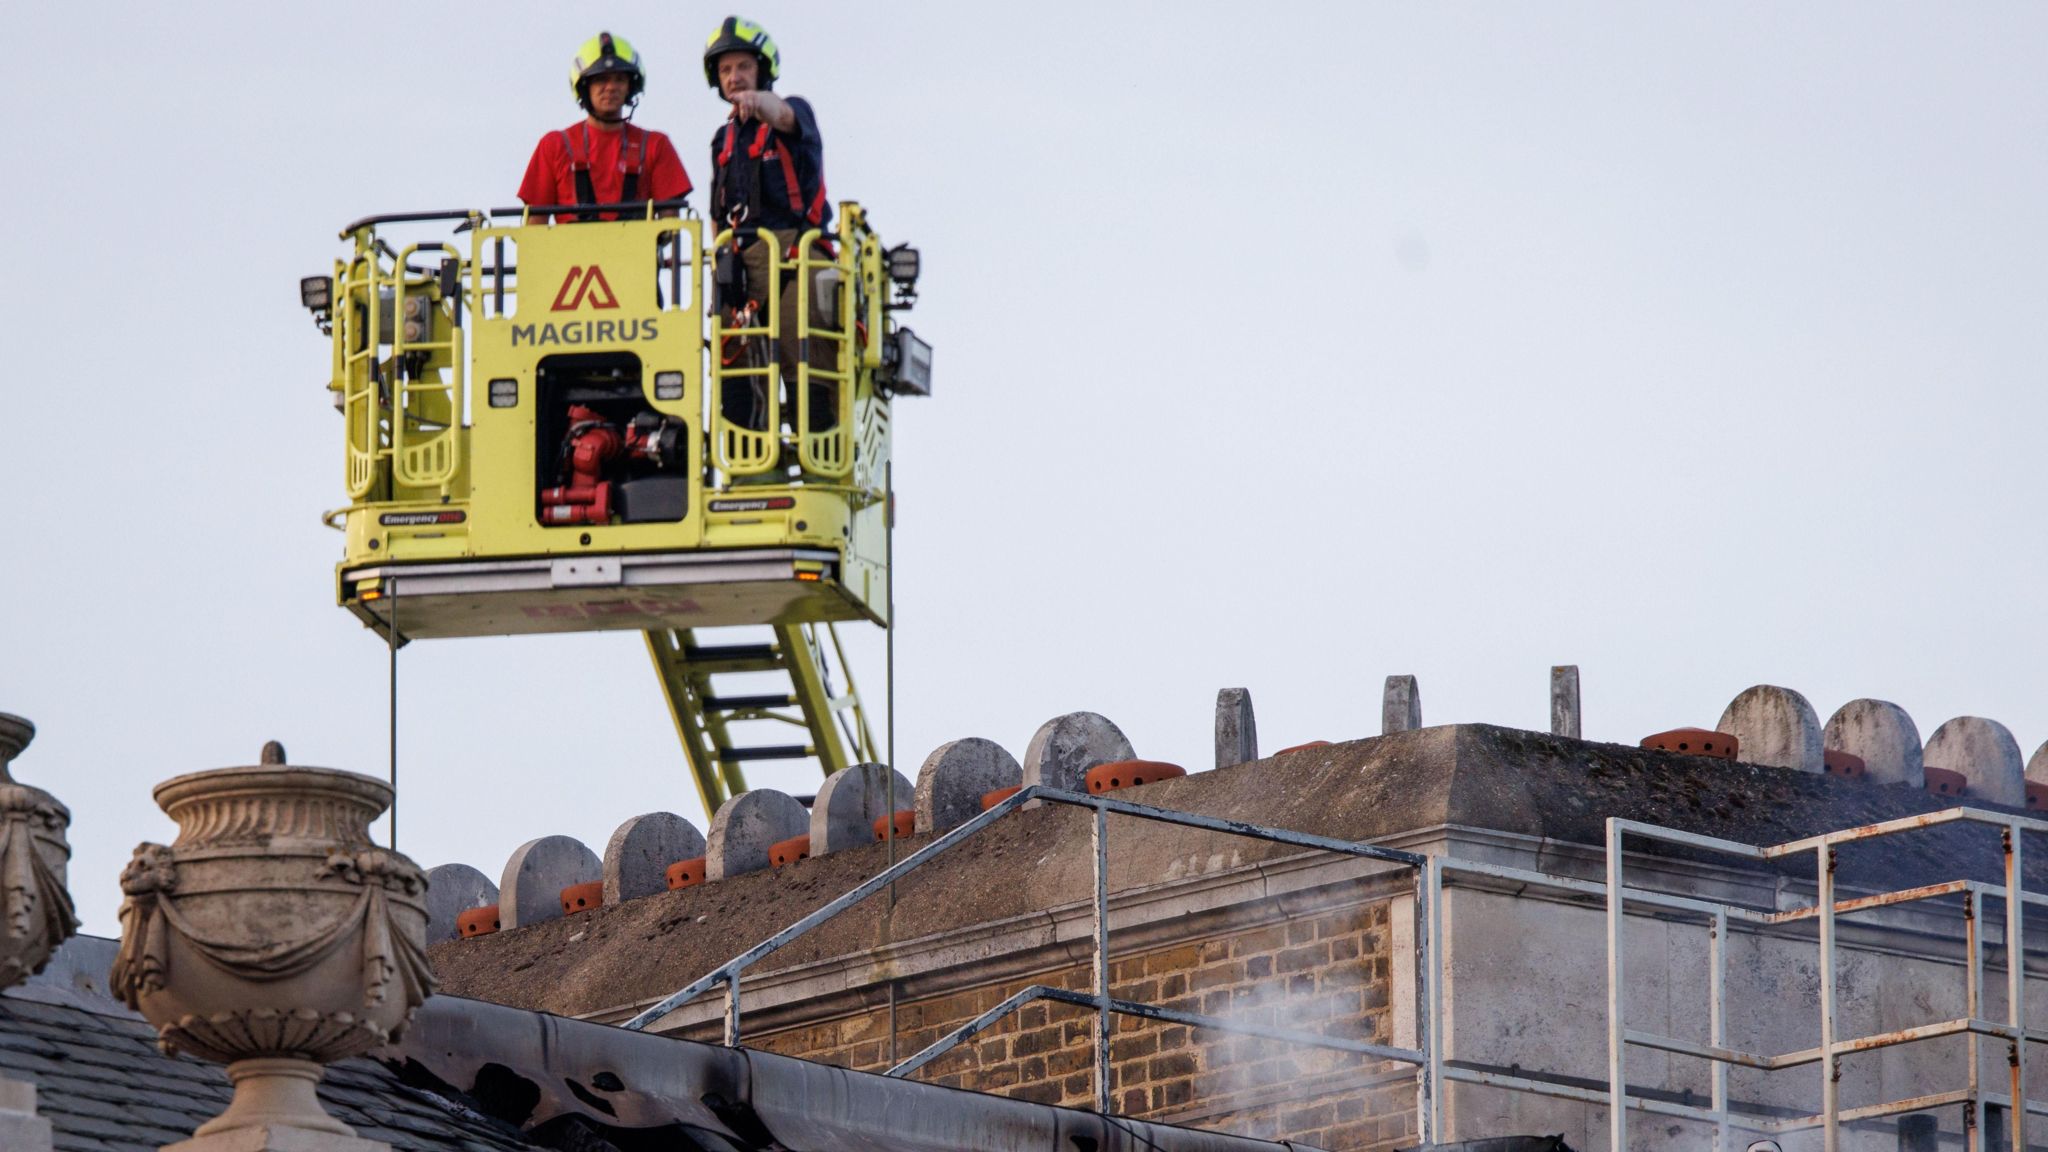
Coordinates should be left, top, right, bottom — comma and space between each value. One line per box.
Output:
519, 32, 692, 223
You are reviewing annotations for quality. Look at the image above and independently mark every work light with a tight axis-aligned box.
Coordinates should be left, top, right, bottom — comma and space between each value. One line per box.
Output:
300, 275, 335, 333
654, 371, 685, 401
882, 327, 933, 397
885, 244, 919, 287
488, 378, 519, 408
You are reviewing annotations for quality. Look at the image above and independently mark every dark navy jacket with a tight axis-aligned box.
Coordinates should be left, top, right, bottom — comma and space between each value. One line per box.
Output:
708, 96, 829, 234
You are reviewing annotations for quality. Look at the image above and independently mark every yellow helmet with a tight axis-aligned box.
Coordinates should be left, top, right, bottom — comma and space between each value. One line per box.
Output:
569, 31, 646, 109
702, 17, 781, 90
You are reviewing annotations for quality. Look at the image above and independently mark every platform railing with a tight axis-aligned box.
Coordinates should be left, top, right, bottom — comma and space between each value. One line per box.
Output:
389, 241, 463, 492
791, 226, 855, 479
337, 248, 386, 501
708, 228, 783, 478
619, 783, 1439, 1138
340, 212, 865, 498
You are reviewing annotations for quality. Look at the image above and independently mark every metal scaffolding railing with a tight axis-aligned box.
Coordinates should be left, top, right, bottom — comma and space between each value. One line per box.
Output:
1601, 809, 2046, 1152
619, 785, 2043, 1151
619, 784, 1440, 1138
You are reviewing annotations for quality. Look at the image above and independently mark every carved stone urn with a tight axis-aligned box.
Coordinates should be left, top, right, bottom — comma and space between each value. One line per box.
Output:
113, 744, 434, 1147
0, 712, 79, 990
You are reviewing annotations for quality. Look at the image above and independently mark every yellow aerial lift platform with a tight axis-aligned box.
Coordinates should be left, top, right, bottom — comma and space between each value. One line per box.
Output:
302, 198, 930, 815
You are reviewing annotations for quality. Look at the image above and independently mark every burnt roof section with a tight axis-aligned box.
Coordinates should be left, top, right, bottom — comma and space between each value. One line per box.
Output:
0, 937, 539, 1152
5, 942, 1327, 1152
430, 723, 2038, 1019
392, 991, 1336, 1152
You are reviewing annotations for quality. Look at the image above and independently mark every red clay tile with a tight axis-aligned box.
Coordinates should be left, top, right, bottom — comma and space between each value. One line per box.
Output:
560, 881, 604, 914
980, 786, 1022, 811
666, 856, 706, 890
1640, 727, 1739, 760
873, 810, 916, 842
770, 835, 812, 868
1924, 766, 1968, 797
1822, 749, 1867, 778
456, 905, 500, 938
1274, 740, 1332, 756
1085, 759, 1189, 795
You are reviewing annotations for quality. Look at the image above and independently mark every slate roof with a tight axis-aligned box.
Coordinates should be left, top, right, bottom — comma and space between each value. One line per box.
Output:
0, 936, 537, 1152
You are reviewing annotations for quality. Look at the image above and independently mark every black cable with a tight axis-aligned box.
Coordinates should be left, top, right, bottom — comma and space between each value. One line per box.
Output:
388, 577, 399, 850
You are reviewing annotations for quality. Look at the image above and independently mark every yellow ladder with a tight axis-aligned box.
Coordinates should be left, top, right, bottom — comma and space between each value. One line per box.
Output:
645, 623, 878, 819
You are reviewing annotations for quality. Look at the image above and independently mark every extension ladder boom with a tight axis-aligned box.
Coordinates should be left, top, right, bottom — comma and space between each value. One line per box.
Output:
647, 622, 880, 815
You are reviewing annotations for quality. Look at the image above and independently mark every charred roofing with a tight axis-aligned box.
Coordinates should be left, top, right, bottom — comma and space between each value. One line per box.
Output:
0, 936, 1329, 1152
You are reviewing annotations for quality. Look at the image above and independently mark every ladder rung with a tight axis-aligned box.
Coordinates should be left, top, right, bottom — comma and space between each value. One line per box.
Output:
681, 643, 784, 672
717, 745, 811, 763
683, 643, 780, 661
703, 694, 798, 710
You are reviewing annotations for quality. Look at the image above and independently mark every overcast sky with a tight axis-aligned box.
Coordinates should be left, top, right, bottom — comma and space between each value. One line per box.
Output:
3, 3, 2045, 935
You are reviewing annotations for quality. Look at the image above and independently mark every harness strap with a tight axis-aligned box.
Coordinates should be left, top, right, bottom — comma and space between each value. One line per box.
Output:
713, 122, 742, 220
772, 145, 804, 220
562, 124, 648, 221
618, 127, 644, 206
558, 128, 597, 221
715, 117, 822, 227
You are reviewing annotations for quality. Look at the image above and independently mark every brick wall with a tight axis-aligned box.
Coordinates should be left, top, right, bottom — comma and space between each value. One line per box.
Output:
742, 895, 1417, 1151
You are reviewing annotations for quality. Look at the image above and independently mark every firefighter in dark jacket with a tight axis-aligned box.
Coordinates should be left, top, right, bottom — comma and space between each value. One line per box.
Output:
703, 17, 838, 442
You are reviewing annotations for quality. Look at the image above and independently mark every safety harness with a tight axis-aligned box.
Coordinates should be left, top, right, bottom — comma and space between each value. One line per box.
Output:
712, 119, 828, 234
556, 122, 647, 222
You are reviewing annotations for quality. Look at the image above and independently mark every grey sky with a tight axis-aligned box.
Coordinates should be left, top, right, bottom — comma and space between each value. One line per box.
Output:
3, 3, 2044, 934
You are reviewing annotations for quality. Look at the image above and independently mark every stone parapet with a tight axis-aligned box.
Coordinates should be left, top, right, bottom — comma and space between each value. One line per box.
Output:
433, 723, 2044, 1023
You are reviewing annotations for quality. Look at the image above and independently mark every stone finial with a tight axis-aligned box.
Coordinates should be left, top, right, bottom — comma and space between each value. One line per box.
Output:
1715, 685, 1823, 773
0, 714, 34, 777
1550, 666, 1581, 739
499, 836, 601, 929
259, 741, 286, 766
1383, 676, 1421, 734
113, 759, 431, 1150
812, 764, 914, 853
603, 812, 706, 904
423, 864, 499, 946
1022, 713, 1135, 794
0, 715, 61, 1152
0, 713, 78, 992
2027, 741, 2048, 786
1215, 688, 1258, 770
915, 738, 1022, 834
705, 790, 809, 881
1822, 700, 1923, 787
1924, 717, 2025, 807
